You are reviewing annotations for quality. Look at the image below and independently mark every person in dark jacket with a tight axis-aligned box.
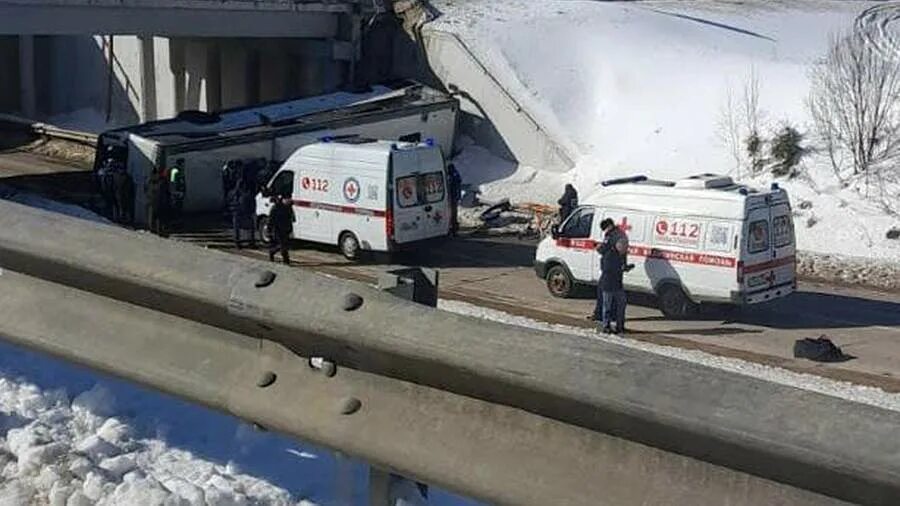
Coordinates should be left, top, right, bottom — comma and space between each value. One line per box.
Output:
447, 163, 462, 235
112, 167, 134, 225
267, 195, 295, 264
230, 178, 256, 248
591, 218, 628, 334
557, 184, 578, 223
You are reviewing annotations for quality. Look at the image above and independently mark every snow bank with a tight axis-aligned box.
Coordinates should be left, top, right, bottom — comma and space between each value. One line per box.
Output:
434, 0, 900, 261
0, 340, 480, 506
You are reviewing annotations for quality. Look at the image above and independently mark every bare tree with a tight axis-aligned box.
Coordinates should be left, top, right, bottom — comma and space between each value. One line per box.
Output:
809, 32, 900, 197
716, 85, 744, 177
741, 66, 765, 174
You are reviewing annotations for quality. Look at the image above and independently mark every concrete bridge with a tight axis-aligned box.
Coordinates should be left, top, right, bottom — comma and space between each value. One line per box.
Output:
0, 0, 375, 124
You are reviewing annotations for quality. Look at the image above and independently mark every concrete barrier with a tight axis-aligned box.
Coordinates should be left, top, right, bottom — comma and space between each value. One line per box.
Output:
0, 199, 899, 504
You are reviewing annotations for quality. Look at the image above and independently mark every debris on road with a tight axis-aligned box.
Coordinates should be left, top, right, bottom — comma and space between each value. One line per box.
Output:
794, 336, 852, 363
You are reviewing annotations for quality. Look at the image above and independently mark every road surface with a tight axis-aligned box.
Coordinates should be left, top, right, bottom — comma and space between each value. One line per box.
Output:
4, 150, 900, 392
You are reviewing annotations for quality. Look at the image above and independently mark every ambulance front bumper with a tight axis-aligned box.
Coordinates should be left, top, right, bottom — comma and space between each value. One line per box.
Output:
534, 260, 548, 279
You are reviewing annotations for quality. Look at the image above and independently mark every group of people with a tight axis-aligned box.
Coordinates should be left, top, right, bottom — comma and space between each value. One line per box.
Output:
145, 159, 186, 235
96, 149, 135, 225
557, 183, 631, 334
222, 159, 294, 264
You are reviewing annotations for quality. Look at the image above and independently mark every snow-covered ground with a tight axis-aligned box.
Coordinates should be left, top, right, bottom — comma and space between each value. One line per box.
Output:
0, 339, 481, 506
434, 0, 900, 260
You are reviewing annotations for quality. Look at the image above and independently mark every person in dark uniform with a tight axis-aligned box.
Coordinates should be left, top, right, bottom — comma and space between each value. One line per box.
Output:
156, 169, 171, 236
558, 184, 578, 223
447, 163, 462, 236
112, 166, 134, 225
267, 195, 295, 264
168, 159, 186, 227
98, 160, 116, 218
591, 218, 629, 334
145, 171, 161, 234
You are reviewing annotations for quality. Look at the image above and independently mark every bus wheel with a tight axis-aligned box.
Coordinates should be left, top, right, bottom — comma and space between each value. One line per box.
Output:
546, 265, 574, 298
256, 216, 272, 246
658, 285, 697, 319
339, 232, 361, 261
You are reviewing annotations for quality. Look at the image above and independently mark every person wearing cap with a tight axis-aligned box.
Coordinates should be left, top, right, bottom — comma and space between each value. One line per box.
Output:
592, 218, 628, 334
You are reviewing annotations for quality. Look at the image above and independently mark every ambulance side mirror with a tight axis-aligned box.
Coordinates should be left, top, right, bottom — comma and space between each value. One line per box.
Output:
550, 224, 560, 239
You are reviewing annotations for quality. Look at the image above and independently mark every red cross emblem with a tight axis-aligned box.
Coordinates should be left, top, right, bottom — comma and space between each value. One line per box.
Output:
617, 217, 632, 232
342, 177, 360, 202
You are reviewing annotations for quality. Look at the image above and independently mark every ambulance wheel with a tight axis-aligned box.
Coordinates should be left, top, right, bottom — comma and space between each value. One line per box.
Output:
339, 232, 361, 261
546, 265, 575, 298
658, 285, 697, 319
257, 216, 272, 246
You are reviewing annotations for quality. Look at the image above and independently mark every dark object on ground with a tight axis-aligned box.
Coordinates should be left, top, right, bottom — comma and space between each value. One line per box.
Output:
793, 336, 853, 363
887, 227, 900, 240
798, 199, 813, 210
480, 199, 512, 222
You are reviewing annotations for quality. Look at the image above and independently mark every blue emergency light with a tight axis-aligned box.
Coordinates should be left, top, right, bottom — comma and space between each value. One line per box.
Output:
425, 138, 435, 147
771, 182, 780, 191
320, 135, 334, 143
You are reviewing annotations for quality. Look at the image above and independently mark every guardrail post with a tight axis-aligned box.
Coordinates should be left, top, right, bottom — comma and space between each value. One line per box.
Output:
370, 266, 438, 505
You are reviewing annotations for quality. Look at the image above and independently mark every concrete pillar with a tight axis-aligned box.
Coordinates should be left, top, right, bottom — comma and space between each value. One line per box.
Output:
220, 42, 249, 109
259, 49, 288, 102
169, 38, 187, 112
184, 39, 208, 111
139, 35, 158, 122
18, 35, 35, 118
206, 41, 221, 111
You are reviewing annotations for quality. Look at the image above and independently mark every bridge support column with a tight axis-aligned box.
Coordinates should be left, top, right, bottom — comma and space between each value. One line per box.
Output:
18, 35, 35, 118
138, 35, 158, 122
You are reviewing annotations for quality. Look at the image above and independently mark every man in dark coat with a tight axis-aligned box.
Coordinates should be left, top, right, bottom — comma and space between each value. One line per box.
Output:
557, 184, 578, 223
591, 218, 628, 334
267, 195, 295, 264
112, 167, 134, 225
447, 163, 462, 235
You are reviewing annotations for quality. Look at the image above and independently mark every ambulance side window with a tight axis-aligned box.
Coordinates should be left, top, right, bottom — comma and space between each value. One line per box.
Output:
270, 170, 294, 197
560, 208, 594, 238
748, 220, 769, 253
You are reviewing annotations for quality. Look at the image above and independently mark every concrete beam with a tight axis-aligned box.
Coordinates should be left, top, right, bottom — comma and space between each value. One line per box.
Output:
17, 35, 35, 117
0, 5, 340, 37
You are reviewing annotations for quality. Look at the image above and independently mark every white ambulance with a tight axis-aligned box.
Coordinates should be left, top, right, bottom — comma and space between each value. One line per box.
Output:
255, 137, 451, 260
534, 174, 797, 318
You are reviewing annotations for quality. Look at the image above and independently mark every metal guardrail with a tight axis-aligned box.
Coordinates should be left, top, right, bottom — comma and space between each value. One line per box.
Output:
0, 113, 98, 146
0, 199, 899, 505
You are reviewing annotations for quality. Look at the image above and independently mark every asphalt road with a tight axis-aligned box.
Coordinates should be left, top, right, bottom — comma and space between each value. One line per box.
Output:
4, 150, 900, 392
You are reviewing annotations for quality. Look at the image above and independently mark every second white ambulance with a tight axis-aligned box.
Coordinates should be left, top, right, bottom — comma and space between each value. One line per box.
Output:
256, 137, 450, 260
534, 174, 796, 318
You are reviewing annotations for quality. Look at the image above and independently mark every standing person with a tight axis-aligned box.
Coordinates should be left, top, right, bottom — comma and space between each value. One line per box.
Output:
447, 163, 462, 236
557, 184, 578, 223
239, 179, 257, 248
112, 166, 134, 225
157, 169, 171, 236
229, 177, 245, 248
145, 171, 161, 234
267, 195, 295, 264
169, 159, 186, 227
98, 160, 116, 219
591, 218, 629, 334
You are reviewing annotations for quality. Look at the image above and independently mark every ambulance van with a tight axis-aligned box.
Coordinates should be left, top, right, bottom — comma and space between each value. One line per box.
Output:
256, 137, 451, 260
534, 174, 796, 318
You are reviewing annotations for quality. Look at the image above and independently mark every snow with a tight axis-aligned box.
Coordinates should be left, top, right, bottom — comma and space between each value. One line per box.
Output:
0, 339, 481, 506
434, 0, 900, 260
437, 298, 900, 413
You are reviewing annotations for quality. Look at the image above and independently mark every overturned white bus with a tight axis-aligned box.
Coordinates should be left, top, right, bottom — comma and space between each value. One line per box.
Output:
94, 82, 459, 225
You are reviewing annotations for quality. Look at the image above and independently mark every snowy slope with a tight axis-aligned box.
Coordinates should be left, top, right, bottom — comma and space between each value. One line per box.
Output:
0, 339, 480, 506
432, 0, 900, 260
